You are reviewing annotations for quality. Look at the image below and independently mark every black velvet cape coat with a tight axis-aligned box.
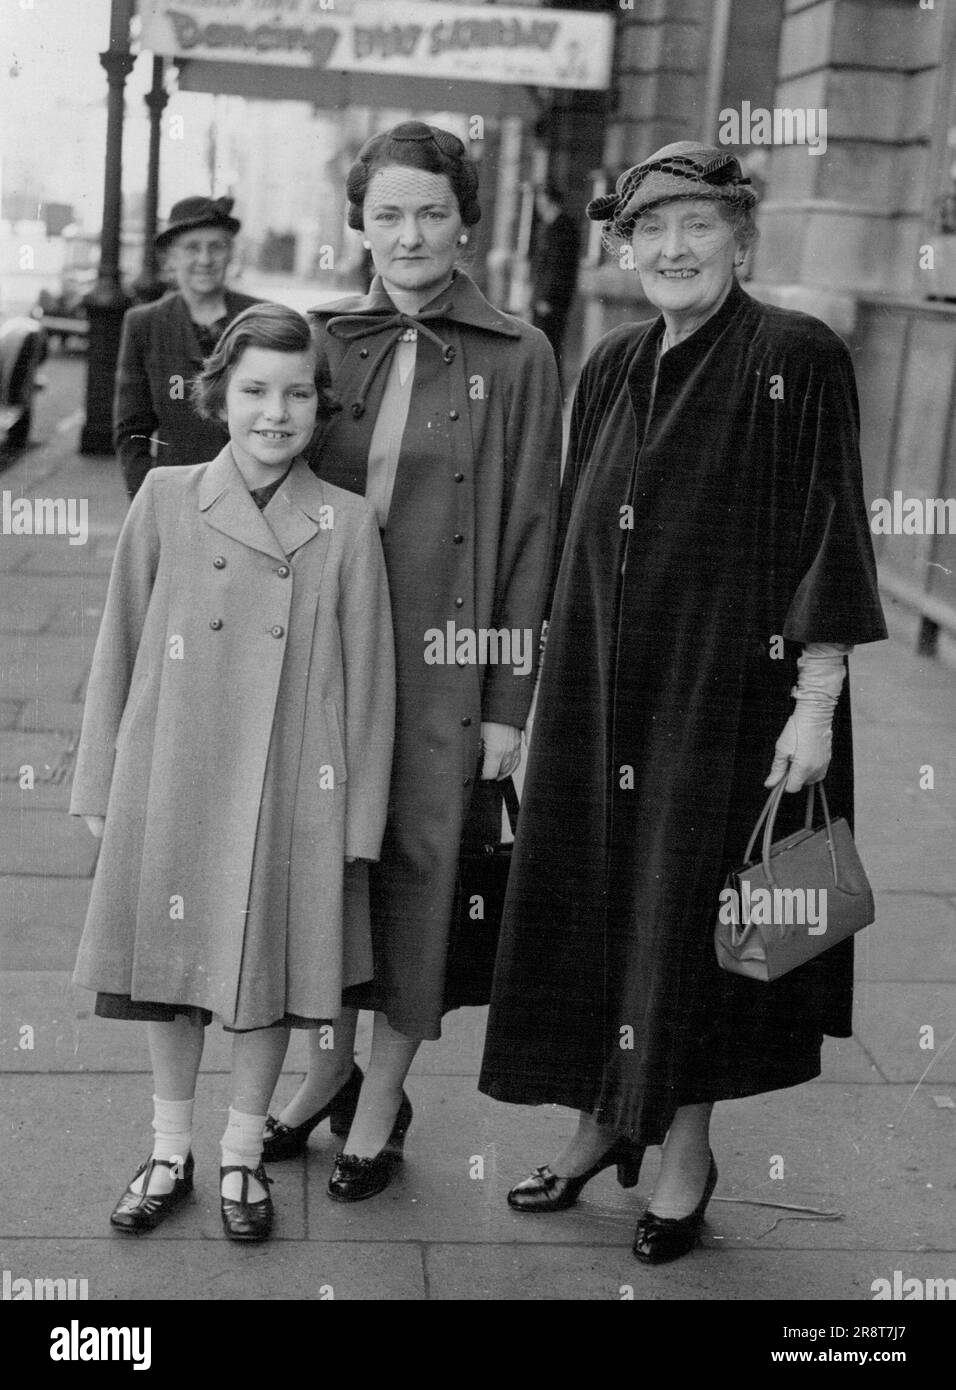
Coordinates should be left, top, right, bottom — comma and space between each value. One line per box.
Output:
478, 278, 887, 1144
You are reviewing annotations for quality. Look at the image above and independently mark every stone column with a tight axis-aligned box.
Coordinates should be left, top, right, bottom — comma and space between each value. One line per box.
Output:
755, 0, 948, 302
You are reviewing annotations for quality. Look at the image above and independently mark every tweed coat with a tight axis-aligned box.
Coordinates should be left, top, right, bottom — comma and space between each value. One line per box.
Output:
114, 288, 260, 496
71, 449, 395, 1030
479, 279, 887, 1143
309, 271, 562, 1040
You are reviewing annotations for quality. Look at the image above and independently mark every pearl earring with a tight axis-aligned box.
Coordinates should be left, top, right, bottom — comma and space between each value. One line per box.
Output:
459, 234, 469, 245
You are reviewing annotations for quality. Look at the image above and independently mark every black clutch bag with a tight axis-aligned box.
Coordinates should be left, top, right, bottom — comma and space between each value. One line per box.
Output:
442, 776, 520, 1010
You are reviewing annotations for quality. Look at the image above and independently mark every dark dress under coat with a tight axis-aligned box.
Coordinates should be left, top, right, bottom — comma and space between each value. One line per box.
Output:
309, 271, 562, 1041
478, 278, 887, 1145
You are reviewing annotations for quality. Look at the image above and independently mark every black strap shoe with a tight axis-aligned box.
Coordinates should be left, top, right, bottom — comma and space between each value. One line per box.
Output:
632, 1153, 718, 1264
507, 1139, 644, 1213
220, 1163, 274, 1242
110, 1152, 194, 1233
263, 1062, 364, 1162
326, 1092, 413, 1203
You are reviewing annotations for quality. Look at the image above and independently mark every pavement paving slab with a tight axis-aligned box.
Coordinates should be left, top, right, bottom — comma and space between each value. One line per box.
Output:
0, 880, 90, 970
852, 983, 956, 1083
14, 700, 86, 734
424, 1244, 956, 1302
0, 809, 98, 876
856, 894, 956, 983
0, 1239, 426, 1301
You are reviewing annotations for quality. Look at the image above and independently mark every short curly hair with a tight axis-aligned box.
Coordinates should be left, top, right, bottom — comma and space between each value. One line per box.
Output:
346, 120, 481, 232
191, 302, 339, 422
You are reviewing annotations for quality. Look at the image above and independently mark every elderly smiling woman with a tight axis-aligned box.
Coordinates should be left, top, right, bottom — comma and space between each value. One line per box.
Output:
478, 142, 887, 1264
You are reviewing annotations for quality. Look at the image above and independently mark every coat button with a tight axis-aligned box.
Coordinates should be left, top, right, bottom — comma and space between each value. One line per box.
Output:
462, 776, 471, 787
359, 348, 369, 359
452, 533, 463, 544
448, 409, 460, 420
454, 472, 464, 483
276, 565, 290, 578
454, 597, 464, 608
271, 625, 285, 638
461, 716, 472, 727
209, 618, 222, 630
213, 556, 226, 569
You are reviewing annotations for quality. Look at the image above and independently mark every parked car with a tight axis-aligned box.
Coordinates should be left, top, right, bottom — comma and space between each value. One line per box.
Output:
31, 225, 145, 350
0, 316, 44, 452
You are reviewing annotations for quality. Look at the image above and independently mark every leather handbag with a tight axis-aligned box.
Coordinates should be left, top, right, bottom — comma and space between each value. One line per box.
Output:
443, 776, 520, 1010
714, 776, 874, 981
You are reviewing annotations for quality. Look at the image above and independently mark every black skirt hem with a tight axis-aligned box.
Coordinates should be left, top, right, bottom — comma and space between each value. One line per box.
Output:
94, 992, 334, 1034
477, 1056, 823, 1148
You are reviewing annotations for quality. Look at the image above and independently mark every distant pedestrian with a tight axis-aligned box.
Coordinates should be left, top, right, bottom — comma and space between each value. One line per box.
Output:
530, 182, 581, 388
71, 303, 394, 1243
114, 196, 260, 497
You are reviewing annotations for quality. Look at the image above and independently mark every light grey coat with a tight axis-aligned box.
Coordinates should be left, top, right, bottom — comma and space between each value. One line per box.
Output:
71, 448, 395, 1028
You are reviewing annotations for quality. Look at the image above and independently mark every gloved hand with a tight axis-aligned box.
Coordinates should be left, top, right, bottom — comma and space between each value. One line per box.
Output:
480, 721, 522, 780
765, 646, 849, 792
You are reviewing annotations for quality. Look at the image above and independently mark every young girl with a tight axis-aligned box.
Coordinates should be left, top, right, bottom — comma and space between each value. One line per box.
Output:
71, 303, 395, 1242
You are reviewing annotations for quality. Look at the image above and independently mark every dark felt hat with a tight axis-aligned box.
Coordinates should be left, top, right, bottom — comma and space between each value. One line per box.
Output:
155, 196, 241, 250
587, 142, 755, 241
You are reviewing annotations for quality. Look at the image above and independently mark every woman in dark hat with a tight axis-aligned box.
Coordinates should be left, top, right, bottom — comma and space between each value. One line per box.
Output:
114, 196, 260, 497
262, 121, 562, 1201
478, 142, 887, 1263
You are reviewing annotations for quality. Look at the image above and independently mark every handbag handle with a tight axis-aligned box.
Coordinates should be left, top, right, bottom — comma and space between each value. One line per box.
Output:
501, 777, 520, 836
742, 771, 840, 890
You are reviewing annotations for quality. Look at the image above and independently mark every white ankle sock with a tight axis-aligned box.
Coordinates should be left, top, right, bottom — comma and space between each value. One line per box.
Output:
151, 1095, 194, 1164
220, 1107, 266, 1172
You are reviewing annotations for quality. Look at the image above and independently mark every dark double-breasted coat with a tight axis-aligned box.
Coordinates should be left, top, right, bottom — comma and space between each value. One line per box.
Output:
479, 279, 887, 1144
114, 289, 260, 497
71, 450, 395, 1030
309, 271, 562, 1040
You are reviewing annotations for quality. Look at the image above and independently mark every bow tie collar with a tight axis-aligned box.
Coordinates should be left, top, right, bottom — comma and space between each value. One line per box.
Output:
325, 303, 456, 419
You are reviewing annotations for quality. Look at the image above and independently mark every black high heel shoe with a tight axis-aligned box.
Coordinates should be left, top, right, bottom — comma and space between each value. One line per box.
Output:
262, 1063, 364, 1162
507, 1139, 644, 1213
326, 1092, 413, 1203
632, 1152, 718, 1264
220, 1163, 274, 1242
110, 1152, 194, 1233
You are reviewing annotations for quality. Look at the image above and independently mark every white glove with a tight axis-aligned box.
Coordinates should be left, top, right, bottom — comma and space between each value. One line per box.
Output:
765, 645, 850, 792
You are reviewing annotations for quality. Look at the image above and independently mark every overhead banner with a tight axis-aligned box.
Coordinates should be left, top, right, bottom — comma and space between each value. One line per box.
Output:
138, 1, 614, 90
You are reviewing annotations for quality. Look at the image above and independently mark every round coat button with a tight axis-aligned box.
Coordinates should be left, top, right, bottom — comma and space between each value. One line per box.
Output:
213, 556, 226, 569
276, 565, 290, 578
454, 597, 464, 608
209, 618, 222, 630
454, 472, 464, 482
271, 625, 285, 638
359, 349, 369, 359
448, 409, 460, 420
461, 716, 472, 727
452, 533, 463, 544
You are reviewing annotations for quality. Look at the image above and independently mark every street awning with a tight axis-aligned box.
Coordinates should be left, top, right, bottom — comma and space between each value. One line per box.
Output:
140, 0, 614, 113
